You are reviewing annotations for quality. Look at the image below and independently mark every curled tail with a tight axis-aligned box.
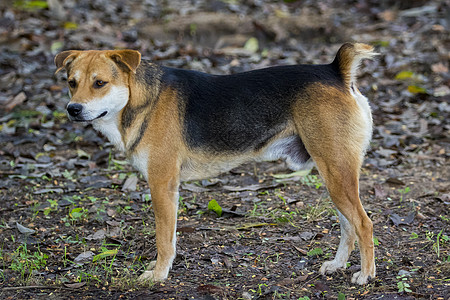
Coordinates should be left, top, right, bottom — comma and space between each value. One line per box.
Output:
332, 43, 378, 89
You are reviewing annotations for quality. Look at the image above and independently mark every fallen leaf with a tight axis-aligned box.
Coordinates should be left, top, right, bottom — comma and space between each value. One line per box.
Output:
395, 71, 414, 80
313, 281, 330, 292
378, 9, 397, 22
408, 85, 427, 94
390, 212, 415, 226
208, 199, 222, 217
93, 249, 118, 262
399, 5, 437, 17
181, 183, 210, 192
222, 182, 282, 192
273, 169, 310, 179
50, 41, 63, 54
177, 226, 195, 233
235, 222, 274, 230
64, 282, 87, 289
80, 175, 111, 189
431, 62, 448, 74
385, 177, 406, 186
376, 148, 397, 158
197, 284, 223, 295
299, 231, 314, 240
292, 245, 308, 255
33, 188, 64, 194
85, 229, 106, 240
16, 222, 36, 235
122, 175, 138, 192
74, 251, 95, 263
243, 37, 259, 53
374, 184, 387, 199
294, 274, 308, 282
433, 85, 450, 97
64, 22, 78, 30
76, 149, 90, 159
5, 92, 27, 111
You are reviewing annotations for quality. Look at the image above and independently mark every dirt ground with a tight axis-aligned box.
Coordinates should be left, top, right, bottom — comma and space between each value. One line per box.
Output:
0, 0, 449, 299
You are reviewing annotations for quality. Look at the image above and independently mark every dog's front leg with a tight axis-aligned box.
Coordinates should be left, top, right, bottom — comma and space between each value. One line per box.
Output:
138, 173, 179, 283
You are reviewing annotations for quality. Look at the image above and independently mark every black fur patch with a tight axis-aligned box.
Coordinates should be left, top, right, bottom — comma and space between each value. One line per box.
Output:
128, 117, 149, 153
121, 61, 161, 130
160, 64, 343, 154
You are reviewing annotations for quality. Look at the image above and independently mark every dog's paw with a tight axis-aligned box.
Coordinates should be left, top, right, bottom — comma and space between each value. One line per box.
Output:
137, 261, 168, 284
351, 267, 375, 285
137, 270, 156, 284
146, 260, 157, 270
319, 260, 346, 274
351, 271, 369, 285
137, 269, 167, 284
352, 264, 376, 285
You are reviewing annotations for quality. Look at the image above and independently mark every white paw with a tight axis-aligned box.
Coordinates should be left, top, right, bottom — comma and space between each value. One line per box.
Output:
351, 263, 376, 285
351, 271, 369, 285
138, 270, 156, 283
319, 260, 346, 275
137, 260, 167, 284
146, 260, 157, 270
137, 269, 168, 283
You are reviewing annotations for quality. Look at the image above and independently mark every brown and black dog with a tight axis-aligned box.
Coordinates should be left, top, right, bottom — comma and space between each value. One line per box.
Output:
55, 43, 377, 285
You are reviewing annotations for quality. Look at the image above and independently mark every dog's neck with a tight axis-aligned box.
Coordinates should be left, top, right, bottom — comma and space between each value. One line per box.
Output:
93, 61, 163, 154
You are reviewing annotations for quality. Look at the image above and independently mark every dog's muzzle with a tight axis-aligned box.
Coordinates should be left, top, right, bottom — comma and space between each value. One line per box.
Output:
67, 103, 108, 122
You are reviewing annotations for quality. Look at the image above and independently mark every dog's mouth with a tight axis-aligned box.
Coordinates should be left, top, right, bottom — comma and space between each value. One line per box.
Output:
71, 111, 108, 122
95, 111, 108, 120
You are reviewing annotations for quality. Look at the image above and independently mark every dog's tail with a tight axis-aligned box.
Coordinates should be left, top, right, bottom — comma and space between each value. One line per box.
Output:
332, 43, 377, 89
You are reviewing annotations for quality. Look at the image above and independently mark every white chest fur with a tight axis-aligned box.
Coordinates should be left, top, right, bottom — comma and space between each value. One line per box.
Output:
93, 118, 149, 180
129, 148, 149, 181
92, 118, 125, 152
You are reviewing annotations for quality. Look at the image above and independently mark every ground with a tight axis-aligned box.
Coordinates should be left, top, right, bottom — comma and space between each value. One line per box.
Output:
0, 0, 449, 299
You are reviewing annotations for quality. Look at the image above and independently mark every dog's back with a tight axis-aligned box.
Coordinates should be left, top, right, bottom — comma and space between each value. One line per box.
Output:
163, 64, 341, 154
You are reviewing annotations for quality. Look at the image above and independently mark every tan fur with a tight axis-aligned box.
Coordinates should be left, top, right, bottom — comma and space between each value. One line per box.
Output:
292, 83, 375, 283
135, 87, 184, 281
335, 43, 377, 88
64, 52, 130, 103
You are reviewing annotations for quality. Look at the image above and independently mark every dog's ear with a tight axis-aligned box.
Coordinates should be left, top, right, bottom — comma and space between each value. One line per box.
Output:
108, 50, 141, 74
54, 50, 79, 74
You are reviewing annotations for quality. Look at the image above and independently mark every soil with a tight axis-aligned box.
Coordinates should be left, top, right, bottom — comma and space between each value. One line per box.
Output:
0, 0, 449, 299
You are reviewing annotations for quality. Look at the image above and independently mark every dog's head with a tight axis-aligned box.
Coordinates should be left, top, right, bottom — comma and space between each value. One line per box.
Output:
55, 50, 141, 122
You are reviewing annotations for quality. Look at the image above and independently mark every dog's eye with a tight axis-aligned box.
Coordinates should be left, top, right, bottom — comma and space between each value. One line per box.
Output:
68, 79, 76, 88
94, 80, 107, 88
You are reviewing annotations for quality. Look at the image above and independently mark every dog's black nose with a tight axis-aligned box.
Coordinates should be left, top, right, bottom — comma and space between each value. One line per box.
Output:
67, 103, 83, 117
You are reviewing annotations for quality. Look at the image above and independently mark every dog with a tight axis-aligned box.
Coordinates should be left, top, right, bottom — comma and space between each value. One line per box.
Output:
55, 42, 377, 285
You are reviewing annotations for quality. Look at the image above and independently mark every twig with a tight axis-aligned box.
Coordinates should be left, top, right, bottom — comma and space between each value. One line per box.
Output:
0, 170, 17, 175
2, 285, 74, 291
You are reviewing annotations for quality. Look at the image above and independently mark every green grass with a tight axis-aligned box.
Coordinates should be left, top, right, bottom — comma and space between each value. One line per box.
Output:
9, 244, 48, 283
302, 199, 335, 222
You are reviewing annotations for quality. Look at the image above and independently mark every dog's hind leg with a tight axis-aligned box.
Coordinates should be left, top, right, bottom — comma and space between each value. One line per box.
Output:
320, 210, 356, 273
293, 86, 375, 285
314, 157, 375, 285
